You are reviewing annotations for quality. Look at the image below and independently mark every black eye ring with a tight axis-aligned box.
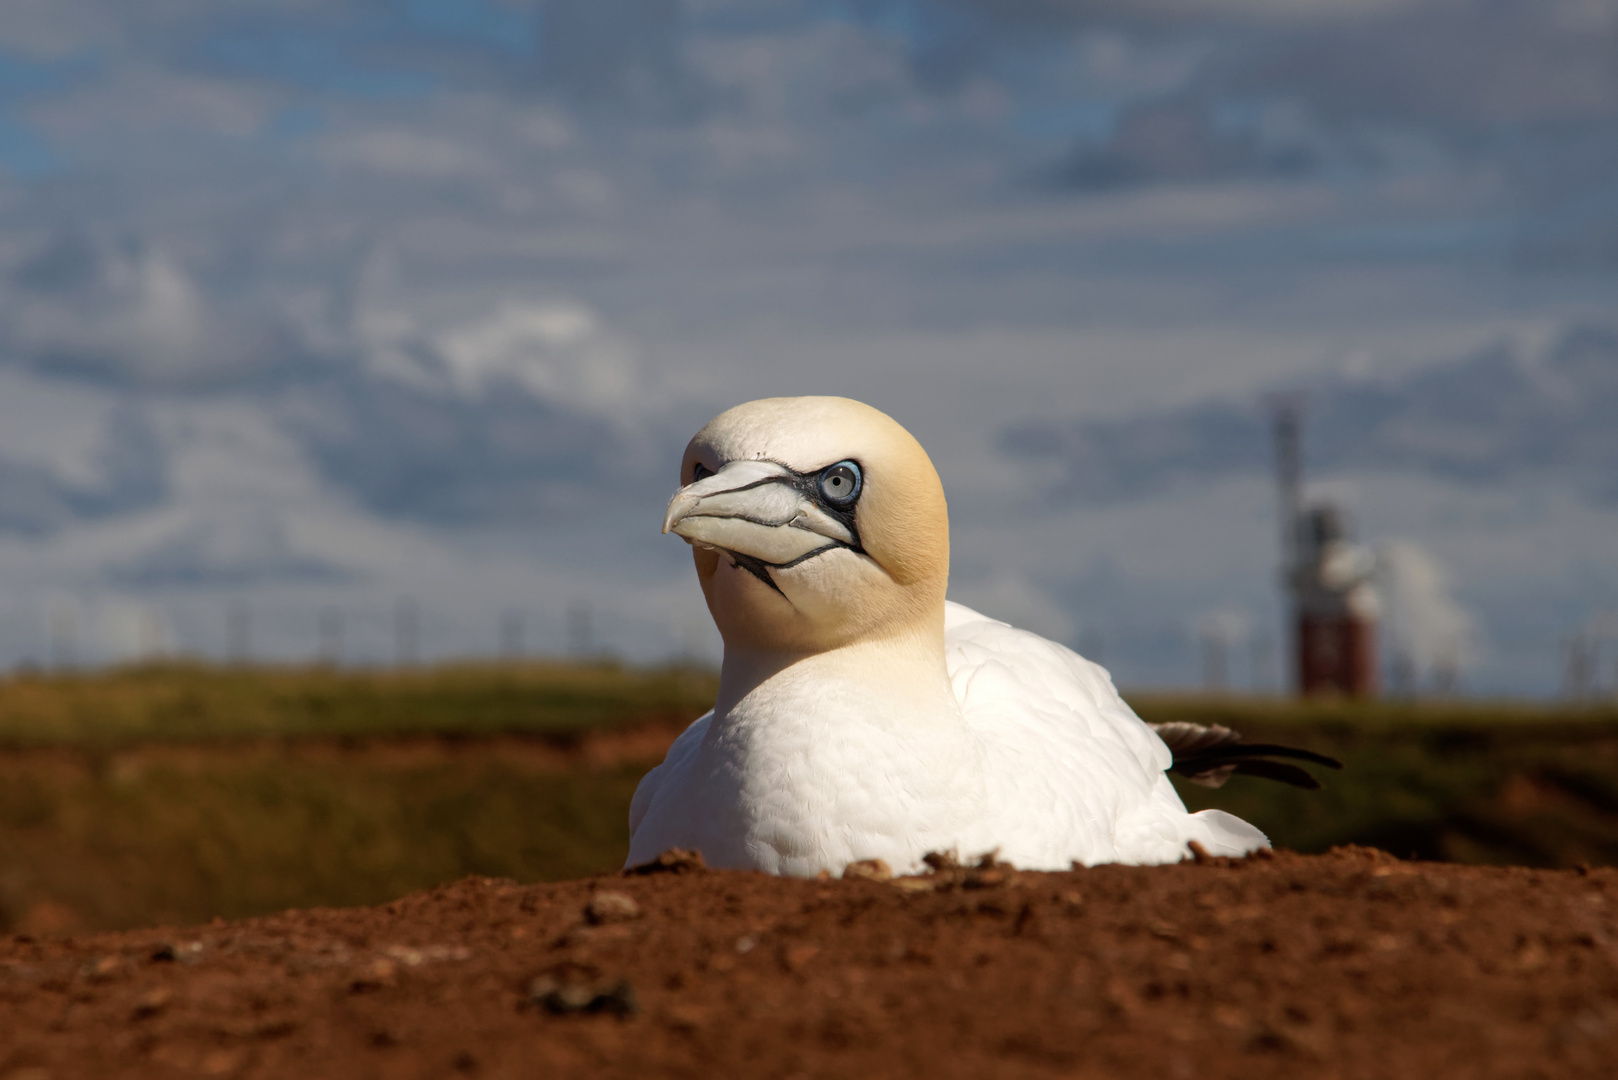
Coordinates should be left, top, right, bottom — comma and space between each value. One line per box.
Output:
691, 461, 713, 483
818, 461, 862, 507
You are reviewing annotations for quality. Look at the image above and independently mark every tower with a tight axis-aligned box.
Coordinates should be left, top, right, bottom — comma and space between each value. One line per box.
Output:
1272, 399, 1378, 698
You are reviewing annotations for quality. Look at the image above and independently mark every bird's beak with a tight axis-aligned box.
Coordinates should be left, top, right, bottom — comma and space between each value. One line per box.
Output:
662, 459, 855, 566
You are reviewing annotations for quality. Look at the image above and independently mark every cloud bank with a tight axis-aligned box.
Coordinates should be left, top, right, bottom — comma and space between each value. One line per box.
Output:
1001, 325, 1618, 504
0, 1, 1608, 692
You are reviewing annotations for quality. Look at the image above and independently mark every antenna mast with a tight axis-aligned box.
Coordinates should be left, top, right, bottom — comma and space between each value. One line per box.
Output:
1271, 394, 1303, 580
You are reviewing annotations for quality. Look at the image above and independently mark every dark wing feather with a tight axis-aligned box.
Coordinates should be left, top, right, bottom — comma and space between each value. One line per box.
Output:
1179, 742, 1343, 769
1150, 721, 1244, 756
1148, 721, 1342, 791
1225, 759, 1326, 790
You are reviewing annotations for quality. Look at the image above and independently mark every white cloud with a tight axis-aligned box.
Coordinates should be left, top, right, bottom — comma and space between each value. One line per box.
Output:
435, 299, 641, 414
0, 0, 1607, 692
2, 240, 235, 385
0, 371, 120, 484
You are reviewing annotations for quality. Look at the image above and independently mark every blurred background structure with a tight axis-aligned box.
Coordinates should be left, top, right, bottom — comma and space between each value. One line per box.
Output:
0, 1, 1611, 695
1274, 399, 1378, 698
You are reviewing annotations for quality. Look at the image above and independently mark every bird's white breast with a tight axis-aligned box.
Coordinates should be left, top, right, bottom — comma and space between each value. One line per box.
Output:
627, 646, 989, 875
626, 602, 1266, 875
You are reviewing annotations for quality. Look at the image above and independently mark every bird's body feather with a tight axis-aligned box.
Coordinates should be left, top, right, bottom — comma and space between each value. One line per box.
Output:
626, 601, 1266, 874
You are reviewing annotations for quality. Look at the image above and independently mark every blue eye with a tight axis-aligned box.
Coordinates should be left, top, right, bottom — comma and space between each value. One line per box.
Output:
818, 461, 861, 507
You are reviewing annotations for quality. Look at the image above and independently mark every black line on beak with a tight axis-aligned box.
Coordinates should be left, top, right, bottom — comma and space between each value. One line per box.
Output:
729, 551, 787, 595
684, 459, 868, 596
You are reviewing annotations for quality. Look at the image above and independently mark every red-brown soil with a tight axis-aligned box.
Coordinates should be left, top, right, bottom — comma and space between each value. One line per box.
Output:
2, 846, 1615, 1080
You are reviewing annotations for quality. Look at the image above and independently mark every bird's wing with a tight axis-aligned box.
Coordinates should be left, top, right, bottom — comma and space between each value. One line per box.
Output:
1149, 720, 1343, 790
943, 600, 1167, 774
628, 710, 712, 839
941, 601, 1265, 864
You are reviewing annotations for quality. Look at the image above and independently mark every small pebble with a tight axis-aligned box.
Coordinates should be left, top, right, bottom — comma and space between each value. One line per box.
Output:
624, 848, 706, 875
81, 956, 120, 981
528, 973, 638, 1017
844, 859, 893, 882
349, 959, 397, 992
150, 941, 204, 964
131, 987, 172, 1020
585, 892, 642, 925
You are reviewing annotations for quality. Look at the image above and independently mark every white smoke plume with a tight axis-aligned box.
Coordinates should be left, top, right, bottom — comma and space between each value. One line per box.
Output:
1378, 541, 1479, 680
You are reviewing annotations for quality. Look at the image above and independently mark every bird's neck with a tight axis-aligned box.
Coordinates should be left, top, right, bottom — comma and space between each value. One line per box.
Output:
714, 623, 960, 731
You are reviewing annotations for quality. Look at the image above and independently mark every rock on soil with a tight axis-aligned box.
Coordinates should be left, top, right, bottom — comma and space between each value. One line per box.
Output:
1, 847, 1616, 1079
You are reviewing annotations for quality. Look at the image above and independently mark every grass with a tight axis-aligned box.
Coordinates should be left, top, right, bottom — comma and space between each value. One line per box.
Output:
3, 666, 1618, 932
1135, 695, 1618, 869
0, 745, 649, 932
0, 659, 719, 748
0, 660, 717, 932
1129, 692, 1618, 732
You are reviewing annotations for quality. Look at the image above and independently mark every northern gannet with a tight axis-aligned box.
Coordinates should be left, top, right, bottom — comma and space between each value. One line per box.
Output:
627, 396, 1273, 875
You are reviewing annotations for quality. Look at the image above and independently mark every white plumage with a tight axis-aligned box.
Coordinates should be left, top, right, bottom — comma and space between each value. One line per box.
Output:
627, 600, 1265, 873
626, 396, 1266, 876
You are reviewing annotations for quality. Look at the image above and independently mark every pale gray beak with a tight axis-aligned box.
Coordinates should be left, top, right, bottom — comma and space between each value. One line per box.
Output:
662, 459, 854, 566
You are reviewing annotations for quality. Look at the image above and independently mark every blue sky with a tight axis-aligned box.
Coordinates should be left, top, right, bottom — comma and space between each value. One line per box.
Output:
0, 0, 1614, 693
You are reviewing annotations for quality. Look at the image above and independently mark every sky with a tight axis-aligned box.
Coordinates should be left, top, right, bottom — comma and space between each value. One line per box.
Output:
0, 0, 1614, 694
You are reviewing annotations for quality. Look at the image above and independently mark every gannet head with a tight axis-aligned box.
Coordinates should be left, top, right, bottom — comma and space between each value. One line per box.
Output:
663, 396, 949, 654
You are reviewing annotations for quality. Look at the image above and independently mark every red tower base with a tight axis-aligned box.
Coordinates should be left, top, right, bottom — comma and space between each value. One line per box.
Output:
1297, 615, 1377, 698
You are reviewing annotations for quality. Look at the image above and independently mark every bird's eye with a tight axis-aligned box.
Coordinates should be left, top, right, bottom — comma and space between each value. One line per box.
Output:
818, 461, 862, 507
691, 462, 713, 483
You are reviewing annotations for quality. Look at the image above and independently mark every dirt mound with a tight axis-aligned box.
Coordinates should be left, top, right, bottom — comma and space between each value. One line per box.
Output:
3, 847, 1615, 1079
